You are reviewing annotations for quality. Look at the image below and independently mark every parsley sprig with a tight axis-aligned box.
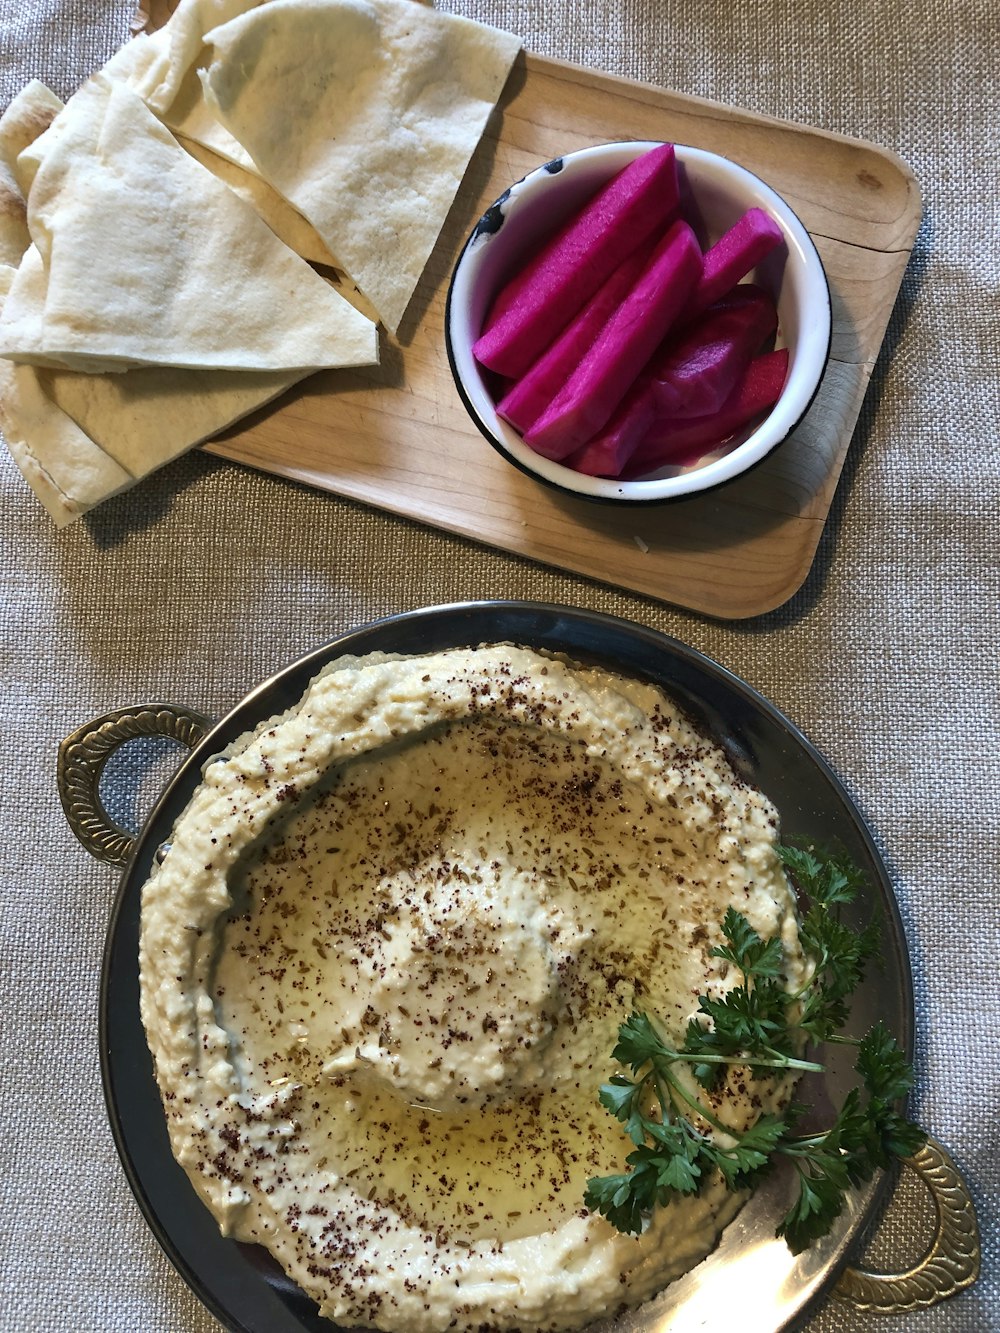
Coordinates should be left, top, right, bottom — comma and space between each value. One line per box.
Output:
584, 842, 926, 1252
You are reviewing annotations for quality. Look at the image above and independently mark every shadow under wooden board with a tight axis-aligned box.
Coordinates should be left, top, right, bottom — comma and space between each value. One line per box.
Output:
205, 50, 921, 620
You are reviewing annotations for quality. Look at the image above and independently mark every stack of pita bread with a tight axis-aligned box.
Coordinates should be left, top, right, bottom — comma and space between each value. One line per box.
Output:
0, 0, 520, 525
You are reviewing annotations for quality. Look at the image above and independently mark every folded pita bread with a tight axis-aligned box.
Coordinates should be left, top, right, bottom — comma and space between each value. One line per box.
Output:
1, 255, 308, 522
0, 87, 310, 525
0, 81, 63, 267
1, 0, 517, 523
0, 165, 26, 271
39, 361, 303, 477
0, 265, 135, 526
0, 381, 135, 527
102, 15, 340, 269
0, 246, 65, 366
117, 0, 434, 177
100, 33, 367, 301
178, 138, 336, 269
103, 7, 262, 174
1, 75, 378, 373
174, 139, 379, 320
199, 0, 521, 332
111, 0, 263, 118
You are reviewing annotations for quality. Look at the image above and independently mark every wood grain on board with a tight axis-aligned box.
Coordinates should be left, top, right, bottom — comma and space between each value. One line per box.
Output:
205, 51, 922, 619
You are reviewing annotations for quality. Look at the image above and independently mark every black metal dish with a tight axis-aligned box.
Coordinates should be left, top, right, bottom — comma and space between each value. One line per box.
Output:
96, 601, 913, 1333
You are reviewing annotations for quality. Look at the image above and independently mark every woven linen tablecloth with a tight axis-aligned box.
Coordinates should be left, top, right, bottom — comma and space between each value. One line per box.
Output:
1, 1, 996, 1330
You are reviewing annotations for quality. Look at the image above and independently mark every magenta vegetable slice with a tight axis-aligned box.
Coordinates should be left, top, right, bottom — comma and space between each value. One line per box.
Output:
523, 219, 703, 461
568, 294, 780, 477
652, 284, 778, 419
564, 378, 659, 477
689, 208, 784, 316
496, 238, 657, 435
556, 282, 767, 478
473, 143, 680, 379
623, 348, 789, 476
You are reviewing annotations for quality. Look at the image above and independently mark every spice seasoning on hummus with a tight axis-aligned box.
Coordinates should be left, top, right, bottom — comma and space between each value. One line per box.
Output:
140, 644, 808, 1332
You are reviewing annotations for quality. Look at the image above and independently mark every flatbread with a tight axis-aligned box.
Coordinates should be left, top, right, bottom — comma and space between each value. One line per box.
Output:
0, 255, 308, 522
178, 138, 336, 269
103, 7, 262, 173
1, 75, 378, 373
0, 370, 135, 526
39, 361, 303, 477
109, 0, 263, 118
199, 0, 521, 332
97, 18, 321, 266
118, 0, 434, 176
0, 81, 63, 266
176, 139, 378, 320
77, 31, 366, 305
0, 265, 135, 526
0, 0, 516, 523
0, 246, 63, 366
0, 162, 29, 271
0, 91, 310, 524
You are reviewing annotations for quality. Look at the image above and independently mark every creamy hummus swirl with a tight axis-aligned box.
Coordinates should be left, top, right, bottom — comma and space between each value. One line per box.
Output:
140, 644, 807, 1332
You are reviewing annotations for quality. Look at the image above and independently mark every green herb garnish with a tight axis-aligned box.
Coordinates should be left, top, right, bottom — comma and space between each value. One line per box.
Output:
584, 842, 925, 1252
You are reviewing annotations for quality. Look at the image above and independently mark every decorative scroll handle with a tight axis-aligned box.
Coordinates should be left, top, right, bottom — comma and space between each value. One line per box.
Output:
834, 1134, 980, 1313
57, 703, 212, 867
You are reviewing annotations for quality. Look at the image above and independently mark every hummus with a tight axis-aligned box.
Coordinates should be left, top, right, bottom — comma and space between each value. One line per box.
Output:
140, 644, 808, 1332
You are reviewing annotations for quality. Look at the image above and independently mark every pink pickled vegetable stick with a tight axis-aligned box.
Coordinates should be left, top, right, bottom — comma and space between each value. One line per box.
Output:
689, 208, 784, 316
624, 348, 789, 477
496, 237, 656, 435
524, 219, 703, 461
566, 378, 659, 477
473, 143, 680, 378
551, 287, 778, 478
653, 284, 778, 419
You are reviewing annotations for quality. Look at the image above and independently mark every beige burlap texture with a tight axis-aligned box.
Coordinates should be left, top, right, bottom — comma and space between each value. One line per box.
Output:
0, 1, 995, 1330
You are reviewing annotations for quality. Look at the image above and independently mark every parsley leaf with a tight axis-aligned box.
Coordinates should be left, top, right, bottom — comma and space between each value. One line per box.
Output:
585, 843, 925, 1254
712, 905, 785, 977
612, 1011, 669, 1072
779, 841, 882, 1043
682, 909, 801, 1086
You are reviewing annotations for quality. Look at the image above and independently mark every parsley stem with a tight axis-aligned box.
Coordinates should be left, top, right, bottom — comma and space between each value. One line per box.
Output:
776, 1131, 839, 1153
668, 1049, 825, 1075
655, 1062, 734, 1138
651, 1071, 673, 1123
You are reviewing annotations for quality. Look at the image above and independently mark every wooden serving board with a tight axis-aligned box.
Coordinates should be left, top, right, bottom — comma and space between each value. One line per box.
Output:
205, 52, 921, 619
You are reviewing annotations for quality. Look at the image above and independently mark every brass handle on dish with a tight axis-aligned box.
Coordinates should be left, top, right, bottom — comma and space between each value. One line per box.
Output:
57, 703, 211, 867
833, 1134, 980, 1313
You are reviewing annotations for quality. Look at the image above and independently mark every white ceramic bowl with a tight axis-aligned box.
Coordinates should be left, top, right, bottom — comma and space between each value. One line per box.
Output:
445, 141, 831, 504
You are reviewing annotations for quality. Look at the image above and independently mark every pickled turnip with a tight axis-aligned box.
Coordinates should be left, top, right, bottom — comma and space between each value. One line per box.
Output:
473, 143, 681, 378
523, 220, 702, 460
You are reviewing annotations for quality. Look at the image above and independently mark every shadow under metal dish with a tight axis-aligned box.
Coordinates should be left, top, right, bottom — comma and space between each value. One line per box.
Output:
59, 602, 979, 1332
